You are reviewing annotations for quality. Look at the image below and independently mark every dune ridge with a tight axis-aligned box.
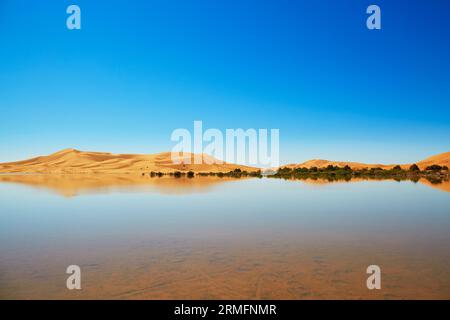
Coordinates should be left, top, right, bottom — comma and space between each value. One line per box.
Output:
281, 151, 450, 170
0, 148, 259, 174
0, 149, 449, 174
417, 152, 450, 169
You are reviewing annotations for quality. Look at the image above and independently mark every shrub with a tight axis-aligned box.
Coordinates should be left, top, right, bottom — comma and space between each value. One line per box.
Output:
426, 165, 442, 171
277, 167, 293, 175
293, 168, 307, 174
409, 164, 420, 171
249, 170, 262, 177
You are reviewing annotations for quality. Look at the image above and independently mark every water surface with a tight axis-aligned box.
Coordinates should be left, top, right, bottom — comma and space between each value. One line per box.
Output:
0, 176, 449, 299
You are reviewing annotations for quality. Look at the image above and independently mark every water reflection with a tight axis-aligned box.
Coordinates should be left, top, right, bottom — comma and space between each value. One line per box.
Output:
0, 174, 449, 196
0, 176, 449, 299
0, 175, 246, 196
298, 177, 450, 194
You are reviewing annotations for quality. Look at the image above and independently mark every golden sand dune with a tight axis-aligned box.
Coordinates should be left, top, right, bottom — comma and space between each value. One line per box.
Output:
417, 151, 450, 169
282, 151, 450, 170
284, 159, 395, 170
0, 148, 259, 174
1, 149, 449, 174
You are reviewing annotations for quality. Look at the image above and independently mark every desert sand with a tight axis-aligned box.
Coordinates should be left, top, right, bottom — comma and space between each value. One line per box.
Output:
282, 151, 450, 170
0, 149, 449, 174
417, 151, 450, 169
0, 148, 259, 174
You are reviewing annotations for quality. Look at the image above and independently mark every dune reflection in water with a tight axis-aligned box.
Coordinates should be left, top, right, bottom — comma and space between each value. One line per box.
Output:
0, 174, 449, 196
0, 175, 247, 197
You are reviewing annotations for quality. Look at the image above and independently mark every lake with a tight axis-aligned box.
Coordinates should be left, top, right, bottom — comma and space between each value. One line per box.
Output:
0, 175, 449, 299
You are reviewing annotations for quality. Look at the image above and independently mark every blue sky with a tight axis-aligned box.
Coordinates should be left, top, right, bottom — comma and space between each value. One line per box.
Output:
1, 0, 449, 164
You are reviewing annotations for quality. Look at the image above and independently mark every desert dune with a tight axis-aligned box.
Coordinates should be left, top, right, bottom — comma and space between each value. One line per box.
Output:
0, 149, 449, 174
281, 151, 450, 170
417, 151, 450, 169
0, 148, 259, 174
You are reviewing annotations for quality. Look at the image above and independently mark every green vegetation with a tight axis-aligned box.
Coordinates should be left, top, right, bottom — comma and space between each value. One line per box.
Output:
149, 171, 164, 177
270, 164, 449, 184
142, 164, 448, 184
198, 169, 263, 178
426, 165, 443, 171
173, 171, 183, 178
145, 169, 263, 179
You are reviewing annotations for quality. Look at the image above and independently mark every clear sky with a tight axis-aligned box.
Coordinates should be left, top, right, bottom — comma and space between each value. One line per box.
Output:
1, 0, 449, 164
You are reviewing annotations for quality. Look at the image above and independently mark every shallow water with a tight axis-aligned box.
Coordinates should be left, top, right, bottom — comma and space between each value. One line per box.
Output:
0, 176, 449, 299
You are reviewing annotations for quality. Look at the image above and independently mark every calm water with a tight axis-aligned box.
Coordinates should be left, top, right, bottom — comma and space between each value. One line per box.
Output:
0, 176, 449, 299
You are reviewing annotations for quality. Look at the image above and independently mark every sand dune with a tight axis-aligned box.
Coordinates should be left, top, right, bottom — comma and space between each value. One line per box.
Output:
0, 148, 259, 174
281, 151, 450, 170
283, 159, 396, 170
417, 151, 450, 169
1, 149, 449, 174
